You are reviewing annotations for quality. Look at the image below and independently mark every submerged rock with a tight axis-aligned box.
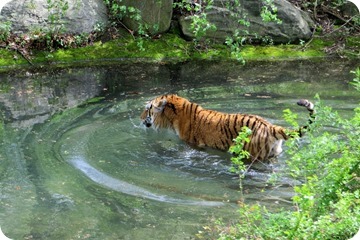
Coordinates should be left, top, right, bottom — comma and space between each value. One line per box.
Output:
52, 193, 75, 211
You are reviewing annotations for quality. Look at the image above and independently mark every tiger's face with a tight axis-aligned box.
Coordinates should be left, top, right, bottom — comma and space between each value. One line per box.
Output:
140, 96, 168, 128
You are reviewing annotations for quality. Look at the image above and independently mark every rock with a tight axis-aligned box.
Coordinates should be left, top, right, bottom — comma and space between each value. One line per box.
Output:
179, 0, 314, 44
0, 0, 12, 13
120, 0, 173, 35
0, 0, 108, 35
340, 1, 360, 18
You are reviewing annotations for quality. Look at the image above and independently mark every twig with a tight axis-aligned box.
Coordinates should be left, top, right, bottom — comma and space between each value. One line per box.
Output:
321, 5, 360, 32
16, 49, 33, 65
325, 14, 360, 35
313, 0, 318, 20
117, 21, 136, 40
299, 26, 316, 51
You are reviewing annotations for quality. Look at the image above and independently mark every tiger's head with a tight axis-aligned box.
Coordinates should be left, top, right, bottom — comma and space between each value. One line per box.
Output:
140, 95, 170, 129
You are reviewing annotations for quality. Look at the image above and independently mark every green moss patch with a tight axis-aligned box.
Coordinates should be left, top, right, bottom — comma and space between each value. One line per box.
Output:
0, 49, 28, 67
241, 44, 325, 60
0, 34, 358, 72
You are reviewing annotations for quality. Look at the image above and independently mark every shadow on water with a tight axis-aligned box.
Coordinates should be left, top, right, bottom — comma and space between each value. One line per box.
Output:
0, 59, 359, 239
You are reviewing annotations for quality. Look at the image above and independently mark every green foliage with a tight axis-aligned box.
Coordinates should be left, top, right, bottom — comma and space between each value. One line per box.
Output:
225, 31, 246, 64
229, 126, 252, 174
202, 68, 360, 240
173, 0, 203, 15
222, 1, 250, 63
18, 0, 73, 51
104, 0, 161, 40
0, 0, 92, 54
228, 126, 252, 194
261, 0, 282, 24
350, 67, 360, 91
173, 0, 217, 46
283, 108, 299, 128
222, 0, 283, 63
103, 0, 156, 51
174, 0, 283, 62
0, 21, 12, 42
46, 0, 69, 34
190, 12, 217, 42
104, 0, 127, 21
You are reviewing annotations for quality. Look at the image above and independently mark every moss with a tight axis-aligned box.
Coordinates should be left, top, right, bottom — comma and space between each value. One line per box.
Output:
0, 33, 358, 72
241, 44, 325, 60
23, 34, 192, 66
0, 49, 28, 67
310, 37, 334, 48
346, 36, 360, 48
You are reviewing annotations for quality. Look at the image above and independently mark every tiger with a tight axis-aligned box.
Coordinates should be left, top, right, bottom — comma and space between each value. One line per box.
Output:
140, 94, 315, 161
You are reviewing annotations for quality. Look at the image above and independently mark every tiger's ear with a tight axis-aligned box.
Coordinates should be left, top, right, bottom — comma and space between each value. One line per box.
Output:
154, 99, 167, 113
145, 101, 151, 109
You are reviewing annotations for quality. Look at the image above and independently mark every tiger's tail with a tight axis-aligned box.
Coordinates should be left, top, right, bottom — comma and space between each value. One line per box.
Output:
297, 99, 315, 137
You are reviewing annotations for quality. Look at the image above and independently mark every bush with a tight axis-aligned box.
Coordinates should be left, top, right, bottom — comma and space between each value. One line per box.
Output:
201, 68, 360, 239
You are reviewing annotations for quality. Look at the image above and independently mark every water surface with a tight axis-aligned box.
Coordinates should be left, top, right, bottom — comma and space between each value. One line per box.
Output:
0, 59, 358, 239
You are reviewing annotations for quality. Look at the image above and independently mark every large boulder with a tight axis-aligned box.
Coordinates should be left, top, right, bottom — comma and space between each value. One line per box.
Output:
179, 0, 314, 44
120, 0, 173, 35
0, 0, 108, 35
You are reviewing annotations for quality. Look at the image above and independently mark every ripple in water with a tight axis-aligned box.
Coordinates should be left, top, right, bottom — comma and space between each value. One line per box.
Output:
69, 156, 224, 206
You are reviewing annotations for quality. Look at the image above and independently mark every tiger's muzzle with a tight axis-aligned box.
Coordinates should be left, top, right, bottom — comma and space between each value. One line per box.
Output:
143, 116, 152, 128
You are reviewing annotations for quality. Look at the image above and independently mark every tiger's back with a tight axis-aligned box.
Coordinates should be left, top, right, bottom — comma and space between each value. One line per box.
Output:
173, 107, 288, 160
140, 94, 314, 161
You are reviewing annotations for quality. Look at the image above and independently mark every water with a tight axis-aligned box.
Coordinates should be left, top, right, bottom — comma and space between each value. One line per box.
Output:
0, 59, 359, 239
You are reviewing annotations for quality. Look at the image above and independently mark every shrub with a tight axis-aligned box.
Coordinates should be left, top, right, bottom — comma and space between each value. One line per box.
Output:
201, 68, 360, 239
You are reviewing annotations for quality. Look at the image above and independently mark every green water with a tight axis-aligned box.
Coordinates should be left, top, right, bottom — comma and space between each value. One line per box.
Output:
0, 60, 359, 239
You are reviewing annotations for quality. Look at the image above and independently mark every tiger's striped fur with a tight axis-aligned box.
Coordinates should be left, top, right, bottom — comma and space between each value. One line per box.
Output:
140, 94, 315, 161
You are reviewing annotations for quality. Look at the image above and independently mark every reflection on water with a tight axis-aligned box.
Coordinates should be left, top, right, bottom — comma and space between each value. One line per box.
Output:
0, 60, 359, 239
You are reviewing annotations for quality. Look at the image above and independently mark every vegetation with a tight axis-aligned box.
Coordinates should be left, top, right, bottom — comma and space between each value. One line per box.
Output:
199, 68, 360, 239
0, 33, 331, 73
228, 126, 252, 198
0, 0, 358, 69
290, 0, 360, 31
